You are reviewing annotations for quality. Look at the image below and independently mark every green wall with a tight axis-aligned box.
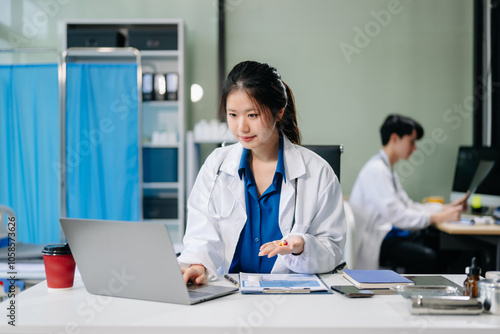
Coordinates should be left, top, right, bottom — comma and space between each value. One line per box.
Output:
0, 0, 474, 201
225, 0, 473, 201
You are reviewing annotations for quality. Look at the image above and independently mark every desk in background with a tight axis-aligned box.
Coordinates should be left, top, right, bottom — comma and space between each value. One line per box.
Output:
1, 274, 499, 333
435, 222, 500, 271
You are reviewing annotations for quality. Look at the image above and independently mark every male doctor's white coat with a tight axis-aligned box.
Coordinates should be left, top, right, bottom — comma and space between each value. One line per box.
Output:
349, 150, 443, 270
178, 135, 346, 280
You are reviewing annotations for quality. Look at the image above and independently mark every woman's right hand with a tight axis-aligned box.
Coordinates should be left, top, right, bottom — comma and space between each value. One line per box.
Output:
181, 264, 208, 285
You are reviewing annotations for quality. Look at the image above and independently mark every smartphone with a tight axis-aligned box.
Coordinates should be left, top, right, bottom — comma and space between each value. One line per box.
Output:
331, 285, 374, 298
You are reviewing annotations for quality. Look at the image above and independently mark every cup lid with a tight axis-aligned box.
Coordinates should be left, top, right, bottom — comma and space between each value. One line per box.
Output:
42, 243, 72, 255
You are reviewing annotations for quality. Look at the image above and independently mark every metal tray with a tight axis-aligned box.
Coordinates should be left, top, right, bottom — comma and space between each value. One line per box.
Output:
410, 296, 483, 315
391, 285, 461, 298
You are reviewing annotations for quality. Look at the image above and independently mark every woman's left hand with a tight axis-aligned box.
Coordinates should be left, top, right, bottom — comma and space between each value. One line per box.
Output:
258, 235, 304, 258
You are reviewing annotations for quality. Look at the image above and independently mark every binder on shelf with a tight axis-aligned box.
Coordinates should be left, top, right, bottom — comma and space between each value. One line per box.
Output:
166, 73, 178, 101
153, 74, 167, 101
343, 269, 414, 289
142, 73, 154, 101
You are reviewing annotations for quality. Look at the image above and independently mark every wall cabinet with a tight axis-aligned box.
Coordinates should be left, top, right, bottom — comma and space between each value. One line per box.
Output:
64, 20, 185, 244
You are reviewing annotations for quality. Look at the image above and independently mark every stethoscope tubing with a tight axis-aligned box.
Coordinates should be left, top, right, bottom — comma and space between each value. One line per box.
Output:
207, 161, 237, 219
206, 159, 297, 232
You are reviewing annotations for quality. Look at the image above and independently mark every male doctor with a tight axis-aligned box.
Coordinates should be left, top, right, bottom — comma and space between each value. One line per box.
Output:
349, 115, 467, 272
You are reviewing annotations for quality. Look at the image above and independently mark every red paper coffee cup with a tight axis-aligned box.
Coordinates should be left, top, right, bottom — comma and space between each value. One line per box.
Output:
42, 243, 76, 289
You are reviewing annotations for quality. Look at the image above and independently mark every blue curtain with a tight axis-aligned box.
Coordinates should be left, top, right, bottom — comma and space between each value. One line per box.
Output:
66, 63, 139, 221
0, 64, 60, 244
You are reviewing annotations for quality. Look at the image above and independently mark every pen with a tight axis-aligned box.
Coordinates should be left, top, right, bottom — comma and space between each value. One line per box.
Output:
224, 274, 240, 287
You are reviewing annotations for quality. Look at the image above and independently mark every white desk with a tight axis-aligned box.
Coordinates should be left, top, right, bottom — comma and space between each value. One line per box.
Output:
1, 274, 499, 333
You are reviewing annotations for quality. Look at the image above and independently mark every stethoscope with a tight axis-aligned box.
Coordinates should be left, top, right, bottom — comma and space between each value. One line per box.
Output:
379, 152, 398, 191
207, 160, 237, 219
206, 157, 298, 229
379, 151, 406, 204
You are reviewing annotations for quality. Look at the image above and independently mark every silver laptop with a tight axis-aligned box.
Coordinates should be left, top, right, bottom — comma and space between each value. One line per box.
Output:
59, 218, 238, 305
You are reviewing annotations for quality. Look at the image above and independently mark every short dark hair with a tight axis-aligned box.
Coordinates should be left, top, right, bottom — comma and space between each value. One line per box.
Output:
380, 114, 424, 146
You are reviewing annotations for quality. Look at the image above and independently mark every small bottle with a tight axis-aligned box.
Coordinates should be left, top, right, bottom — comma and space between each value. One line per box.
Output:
463, 257, 481, 298
462, 266, 469, 296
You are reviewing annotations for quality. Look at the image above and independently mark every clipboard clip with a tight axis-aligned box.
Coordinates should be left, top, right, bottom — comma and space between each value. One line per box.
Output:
263, 288, 311, 294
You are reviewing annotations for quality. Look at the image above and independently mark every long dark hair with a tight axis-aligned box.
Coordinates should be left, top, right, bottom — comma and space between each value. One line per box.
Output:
219, 61, 301, 145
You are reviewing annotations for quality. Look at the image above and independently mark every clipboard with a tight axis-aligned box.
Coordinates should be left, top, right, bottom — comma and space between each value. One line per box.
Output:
466, 160, 496, 200
238, 273, 332, 294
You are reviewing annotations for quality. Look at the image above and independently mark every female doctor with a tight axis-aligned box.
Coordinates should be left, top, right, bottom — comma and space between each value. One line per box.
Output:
178, 61, 346, 285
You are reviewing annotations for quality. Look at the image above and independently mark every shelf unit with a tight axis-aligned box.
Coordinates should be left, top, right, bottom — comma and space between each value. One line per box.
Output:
186, 131, 237, 195
64, 20, 185, 244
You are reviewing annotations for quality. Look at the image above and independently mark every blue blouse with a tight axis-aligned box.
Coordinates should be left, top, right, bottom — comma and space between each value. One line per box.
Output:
229, 135, 285, 273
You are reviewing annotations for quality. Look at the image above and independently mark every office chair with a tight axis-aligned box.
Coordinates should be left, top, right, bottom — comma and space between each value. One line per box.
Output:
303, 145, 343, 182
378, 228, 439, 274
342, 200, 356, 269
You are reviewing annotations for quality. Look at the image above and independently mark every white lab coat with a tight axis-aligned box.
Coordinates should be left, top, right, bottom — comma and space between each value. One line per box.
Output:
178, 135, 346, 280
349, 150, 442, 270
